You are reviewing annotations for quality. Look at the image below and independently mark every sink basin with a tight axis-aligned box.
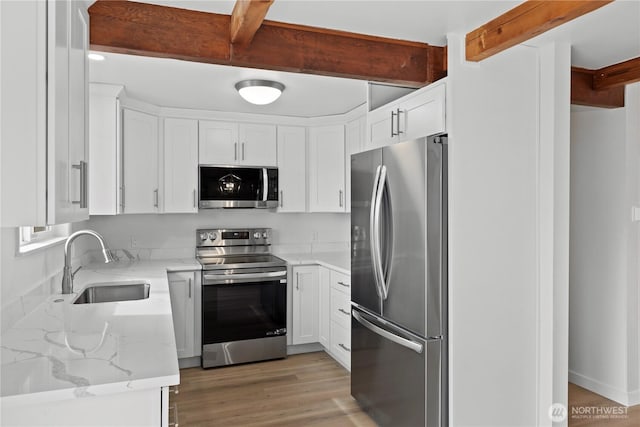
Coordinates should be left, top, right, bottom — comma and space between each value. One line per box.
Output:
73, 281, 150, 304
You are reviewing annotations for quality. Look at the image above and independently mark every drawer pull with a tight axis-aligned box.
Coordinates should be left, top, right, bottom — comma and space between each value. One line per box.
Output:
338, 343, 351, 353
170, 386, 179, 394
338, 308, 350, 316
337, 281, 350, 288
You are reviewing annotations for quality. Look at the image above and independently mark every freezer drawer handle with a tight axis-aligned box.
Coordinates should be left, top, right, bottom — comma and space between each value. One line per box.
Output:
353, 310, 423, 354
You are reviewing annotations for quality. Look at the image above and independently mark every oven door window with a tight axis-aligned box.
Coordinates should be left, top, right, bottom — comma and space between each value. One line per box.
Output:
200, 167, 264, 201
202, 280, 286, 344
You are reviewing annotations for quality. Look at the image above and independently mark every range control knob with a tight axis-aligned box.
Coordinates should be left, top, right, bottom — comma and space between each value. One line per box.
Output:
262, 232, 268, 239
199, 233, 208, 241
208, 232, 217, 241
253, 231, 262, 239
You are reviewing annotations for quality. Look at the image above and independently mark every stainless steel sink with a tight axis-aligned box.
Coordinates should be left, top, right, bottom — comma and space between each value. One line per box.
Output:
73, 281, 150, 304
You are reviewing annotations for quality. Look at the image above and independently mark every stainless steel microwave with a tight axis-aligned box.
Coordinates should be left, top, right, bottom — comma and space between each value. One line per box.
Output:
198, 165, 278, 208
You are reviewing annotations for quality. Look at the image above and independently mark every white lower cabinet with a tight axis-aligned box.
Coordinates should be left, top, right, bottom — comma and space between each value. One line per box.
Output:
328, 270, 351, 370
167, 271, 201, 359
291, 265, 319, 345
1, 387, 166, 426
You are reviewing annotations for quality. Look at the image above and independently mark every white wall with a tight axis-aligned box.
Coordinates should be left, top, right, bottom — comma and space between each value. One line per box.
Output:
569, 83, 640, 406
447, 34, 570, 426
0, 222, 90, 332
86, 211, 350, 259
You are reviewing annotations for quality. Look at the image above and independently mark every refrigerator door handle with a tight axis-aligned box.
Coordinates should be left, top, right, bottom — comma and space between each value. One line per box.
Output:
353, 309, 423, 354
373, 165, 389, 300
369, 165, 384, 298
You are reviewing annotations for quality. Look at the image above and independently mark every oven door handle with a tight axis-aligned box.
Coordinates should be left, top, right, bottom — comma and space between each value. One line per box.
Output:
203, 270, 287, 284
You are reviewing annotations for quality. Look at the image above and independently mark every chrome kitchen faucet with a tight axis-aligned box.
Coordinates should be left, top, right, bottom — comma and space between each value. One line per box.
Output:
61, 230, 115, 294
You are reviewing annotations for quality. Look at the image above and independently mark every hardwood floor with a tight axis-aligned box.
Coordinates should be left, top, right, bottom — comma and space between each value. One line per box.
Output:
173, 355, 640, 426
568, 383, 640, 427
172, 352, 376, 426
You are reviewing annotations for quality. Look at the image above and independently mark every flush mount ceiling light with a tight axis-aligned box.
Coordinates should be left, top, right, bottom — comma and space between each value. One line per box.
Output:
88, 53, 105, 61
235, 80, 285, 105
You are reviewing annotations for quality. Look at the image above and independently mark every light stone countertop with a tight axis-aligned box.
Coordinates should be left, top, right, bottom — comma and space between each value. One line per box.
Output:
0, 258, 201, 407
275, 251, 351, 275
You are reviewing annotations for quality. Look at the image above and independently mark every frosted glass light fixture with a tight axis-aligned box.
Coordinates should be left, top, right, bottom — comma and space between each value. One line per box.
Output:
235, 80, 285, 105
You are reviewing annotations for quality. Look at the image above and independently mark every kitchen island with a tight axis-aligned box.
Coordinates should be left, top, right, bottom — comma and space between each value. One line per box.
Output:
0, 259, 200, 426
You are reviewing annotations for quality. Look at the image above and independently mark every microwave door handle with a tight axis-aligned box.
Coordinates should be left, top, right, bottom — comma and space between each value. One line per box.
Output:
263, 168, 268, 202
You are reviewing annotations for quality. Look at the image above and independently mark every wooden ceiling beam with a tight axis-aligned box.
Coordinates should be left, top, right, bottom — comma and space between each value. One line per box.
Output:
230, 0, 274, 46
571, 67, 624, 109
88, 1, 445, 87
466, 0, 613, 62
593, 56, 640, 90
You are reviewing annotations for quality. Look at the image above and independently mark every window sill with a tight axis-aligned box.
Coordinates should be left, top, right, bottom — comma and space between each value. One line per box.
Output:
17, 236, 67, 256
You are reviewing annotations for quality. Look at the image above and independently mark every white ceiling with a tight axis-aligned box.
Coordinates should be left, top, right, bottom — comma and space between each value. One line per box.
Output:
91, 0, 640, 117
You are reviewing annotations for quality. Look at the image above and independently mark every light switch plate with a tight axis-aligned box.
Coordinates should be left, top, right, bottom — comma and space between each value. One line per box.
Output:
632, 207, 640, 222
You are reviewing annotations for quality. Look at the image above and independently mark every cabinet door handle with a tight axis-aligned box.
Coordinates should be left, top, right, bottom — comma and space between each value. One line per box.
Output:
280, 190, 283, 208
337, 281, 350, 288
188, 278, 192, 299
339, 343, 351, 353
338, 308, 350, 316
71, 160, 88, 208
390, 110, 398, 137
154, 189, 159, 208
234, 142, 238, 161
193, 189, 197, 208
242, 142, 245, 160
339, 190, 344, 207
397, 108, 404, 135
120, 186, 125, 209
296, 272, 299, 290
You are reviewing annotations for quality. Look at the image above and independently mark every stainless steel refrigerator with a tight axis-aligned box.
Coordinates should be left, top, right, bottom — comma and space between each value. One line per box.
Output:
351, 135, 447, 427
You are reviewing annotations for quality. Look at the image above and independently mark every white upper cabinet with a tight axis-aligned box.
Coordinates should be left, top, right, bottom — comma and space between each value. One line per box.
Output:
401, 83, 446, 141
308, 125, 346, 212
366, 81, 446, 150
345, 116, 366, 213
1, 0, 90, 226
199, 121, 276, 166
198, 121, 238, 165
276, 126, 306, 212
122, 109, 160, 214
89, 84, 124, 215
239, 123, 277, 166
163, 118, 198, 213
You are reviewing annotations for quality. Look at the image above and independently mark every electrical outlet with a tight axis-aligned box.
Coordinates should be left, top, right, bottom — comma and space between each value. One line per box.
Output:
131, 236, 138, 248
632, 207, 640, 222
312, 231, 319, 241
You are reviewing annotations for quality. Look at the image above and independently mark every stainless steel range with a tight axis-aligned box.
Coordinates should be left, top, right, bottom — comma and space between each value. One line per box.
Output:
196, 228, 287, 368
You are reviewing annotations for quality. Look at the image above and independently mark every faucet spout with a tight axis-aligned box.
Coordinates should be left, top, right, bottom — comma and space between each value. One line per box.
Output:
61, 230, 114, 294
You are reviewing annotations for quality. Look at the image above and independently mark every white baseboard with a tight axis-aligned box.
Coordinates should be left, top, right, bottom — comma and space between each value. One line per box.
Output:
178, 356, 201, 369
569, 370, 636, 406
287, 343, 323, 355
